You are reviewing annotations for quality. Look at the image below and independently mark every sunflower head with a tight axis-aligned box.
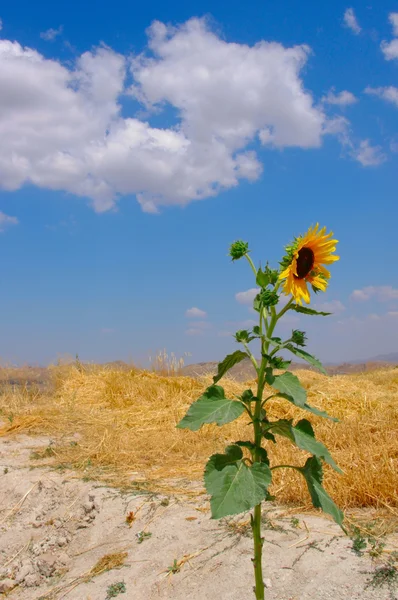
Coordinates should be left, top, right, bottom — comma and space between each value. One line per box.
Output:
279, 224, 339, 305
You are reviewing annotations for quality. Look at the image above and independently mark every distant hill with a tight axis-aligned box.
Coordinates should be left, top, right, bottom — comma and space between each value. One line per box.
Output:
350, 352, 398, 364
181, 355, 398, 381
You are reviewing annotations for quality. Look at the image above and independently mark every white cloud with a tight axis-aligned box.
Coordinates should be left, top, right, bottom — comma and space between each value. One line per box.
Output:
390, 13, 398, 37
343, 8, 361, 35
40, 26, 63, 41
322, 118, 384, 168
185, 328, 204, 336
352, 140, 386, 167
381, 13, 398, 60
315, 299, 346, 314
0, 18, 3, 31
387, 311, 398, 318
0, 19, 329, 213
365, 86, 398, 108
350, 286, 398, 302
185, 307, 207, 318
381, 39, 398, 60
322, 89, 357, 106
235, 288, 260, 306
0, 211, 18, 231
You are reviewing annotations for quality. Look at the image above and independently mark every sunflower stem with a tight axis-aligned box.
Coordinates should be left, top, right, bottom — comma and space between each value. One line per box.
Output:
245, 254, 258, 277
250, 304, 280, 599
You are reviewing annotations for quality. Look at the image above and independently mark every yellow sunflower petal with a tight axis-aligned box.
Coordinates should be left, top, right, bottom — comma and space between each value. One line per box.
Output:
279, 224, 339, 305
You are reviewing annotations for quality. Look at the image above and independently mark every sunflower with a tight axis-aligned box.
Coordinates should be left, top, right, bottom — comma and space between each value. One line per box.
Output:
279, 224, 339, 305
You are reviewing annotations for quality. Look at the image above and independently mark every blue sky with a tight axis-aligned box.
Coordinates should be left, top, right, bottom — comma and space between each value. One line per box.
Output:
0, 1, 397, 366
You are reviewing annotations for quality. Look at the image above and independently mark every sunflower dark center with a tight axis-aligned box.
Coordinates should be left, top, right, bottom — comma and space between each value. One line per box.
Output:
295, 247, 315, 279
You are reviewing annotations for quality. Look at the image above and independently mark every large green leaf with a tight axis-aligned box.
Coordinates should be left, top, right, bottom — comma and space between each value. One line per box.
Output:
265, 370, 307, 407
284, 344, 327, 375
213, 350, 248, 384
267, 418, 341, 473
205, 447, 272, 519
299, 457, 344, 527
274, 393, 336, 421
291, 305, 331, 316
177, 385, 245, 431
265, 369, 335, 420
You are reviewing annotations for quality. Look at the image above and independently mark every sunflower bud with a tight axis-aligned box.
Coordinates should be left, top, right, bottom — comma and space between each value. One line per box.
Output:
291, 330, 307, 346
229, 240, 249, 261
269, 356, 291, 369
235, 329, 251, 343
265, 267, 279, 286
260, 289, 279, 307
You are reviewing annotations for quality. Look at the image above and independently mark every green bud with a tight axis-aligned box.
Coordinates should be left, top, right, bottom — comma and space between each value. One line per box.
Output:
291, 329, 307, 346
262, 354, 291, 369
265, 266, 279, 285
235, 329, 251, 343
260, 289, 279, 307
270, 356, 291, 369
241, 389, 255, 404
229, 240, 249, 261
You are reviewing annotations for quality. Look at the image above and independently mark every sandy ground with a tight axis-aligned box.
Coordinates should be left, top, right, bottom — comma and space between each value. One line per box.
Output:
0, 435, 397, 600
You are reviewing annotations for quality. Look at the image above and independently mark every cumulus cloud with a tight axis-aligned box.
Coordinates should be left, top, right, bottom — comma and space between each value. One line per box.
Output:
321, 118, 384, 169
0, 211, 18, 231
235, 288, 260, 306
352, 140, 386, 166
322, 89, 357, 106
381, 39, 398, 60
343, 8, 361, 35
381, 13, 398, 60
365, 86, 398, 108
350, 286, 398, 302
0, 18, 328, 213
40, 26, 63, 41
390, 13, 398, 36
185, 307, 207, 318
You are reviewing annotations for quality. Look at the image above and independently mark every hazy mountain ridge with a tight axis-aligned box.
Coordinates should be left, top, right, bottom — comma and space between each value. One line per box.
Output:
182, 353, 398, 380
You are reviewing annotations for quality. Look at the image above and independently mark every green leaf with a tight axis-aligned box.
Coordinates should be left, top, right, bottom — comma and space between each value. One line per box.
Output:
267, 418, 342, 473
263, 354, 291, 369
273, 393, 336, 421
252, 326, 261, 335
256, 268, 269, 288
177, 385, 245, 431
265, 370, 307, 407
240, 389, 256, 404
213, 350, 248, 384
302, 403, 337, 421
235, 330, 255, 343
235, 441, 269, 464
205, 449, 272, 519
253, 294, 262, 312
291, 305, 331, 316
299, 457, 344, 527
284, 344, 327, 375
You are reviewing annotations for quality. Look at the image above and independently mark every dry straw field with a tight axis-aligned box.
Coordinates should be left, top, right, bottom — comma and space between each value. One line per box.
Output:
0, 361, 397, 515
